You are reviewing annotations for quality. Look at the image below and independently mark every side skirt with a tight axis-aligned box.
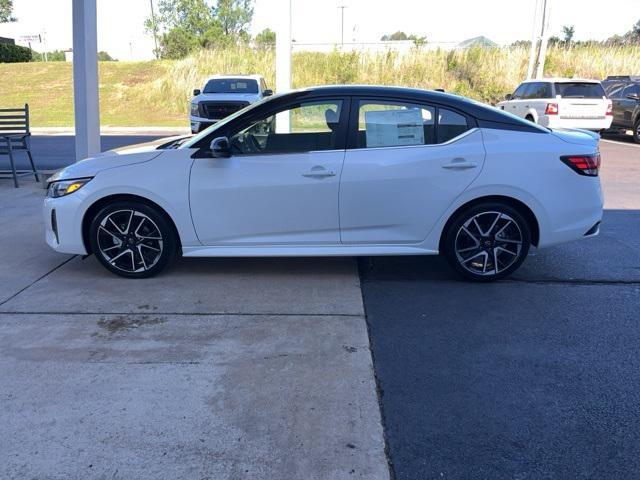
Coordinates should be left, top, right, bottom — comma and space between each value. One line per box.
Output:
182, 244, 439, 257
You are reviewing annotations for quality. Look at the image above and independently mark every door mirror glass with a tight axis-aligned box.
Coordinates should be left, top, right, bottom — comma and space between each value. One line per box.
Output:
193, 88, 201, 96
505, 93, 513, 101
209, 136, 231, 158
263, 89, 274, 97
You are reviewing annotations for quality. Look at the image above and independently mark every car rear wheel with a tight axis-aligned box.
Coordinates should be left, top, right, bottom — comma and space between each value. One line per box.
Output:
634, 119, 640, 143
442, 203, 531, 282
525, 115, 535, 123
89, 201, 177, 278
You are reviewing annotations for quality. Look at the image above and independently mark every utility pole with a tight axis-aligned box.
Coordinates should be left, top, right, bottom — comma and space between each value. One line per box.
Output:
527, 0, 551, 79
338, 5, 347, 47
535, 0, 551, 79
526, 0, 539, 79
149, 0, 159, 59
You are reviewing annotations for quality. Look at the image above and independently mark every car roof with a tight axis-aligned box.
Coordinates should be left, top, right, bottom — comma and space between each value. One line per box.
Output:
603, 75, 640, 83
263, 85, 545, 130
205, 74, 264, 82
520, 77, 601, 84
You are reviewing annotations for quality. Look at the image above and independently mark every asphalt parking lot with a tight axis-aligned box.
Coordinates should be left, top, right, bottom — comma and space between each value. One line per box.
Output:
361, 136, 640, 479
0, 133, 638, 479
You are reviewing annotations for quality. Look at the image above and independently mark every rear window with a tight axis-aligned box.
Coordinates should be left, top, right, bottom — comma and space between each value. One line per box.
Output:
555, 82, 605, 99
204, 78, 258, 94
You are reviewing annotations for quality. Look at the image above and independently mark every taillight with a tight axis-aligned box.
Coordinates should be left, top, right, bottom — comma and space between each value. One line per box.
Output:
606, 100, 613, 116
560, 154, 601, 177
545, 103, 559, 115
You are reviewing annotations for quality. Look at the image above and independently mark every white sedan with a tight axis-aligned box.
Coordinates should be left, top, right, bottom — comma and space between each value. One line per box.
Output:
44, 86, 603, 281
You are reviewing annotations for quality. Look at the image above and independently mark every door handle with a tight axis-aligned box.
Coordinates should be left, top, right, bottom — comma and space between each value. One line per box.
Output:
302, 169, 336, 178
441, 158, 478, 170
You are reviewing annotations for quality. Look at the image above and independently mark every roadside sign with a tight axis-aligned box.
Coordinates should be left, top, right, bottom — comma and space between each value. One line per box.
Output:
19, 35, 41, 43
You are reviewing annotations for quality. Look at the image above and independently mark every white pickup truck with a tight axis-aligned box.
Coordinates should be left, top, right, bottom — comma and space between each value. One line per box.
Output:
497, 78, 613, 132
189, 74, 272, 133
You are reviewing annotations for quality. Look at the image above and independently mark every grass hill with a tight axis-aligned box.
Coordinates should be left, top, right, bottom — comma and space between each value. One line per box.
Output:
1, 45, 638, 127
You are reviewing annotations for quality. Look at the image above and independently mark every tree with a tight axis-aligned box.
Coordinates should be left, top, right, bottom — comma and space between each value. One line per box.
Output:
214, 0, 253, 39
98, 51, 116, 61
381, 31, 408, 41
145, 0, 254, 59
408, 34, 427, 48
562, 25, 575, 44
254, 28, 275, 49
629, 19, 640, 43
0, 0, 15, 22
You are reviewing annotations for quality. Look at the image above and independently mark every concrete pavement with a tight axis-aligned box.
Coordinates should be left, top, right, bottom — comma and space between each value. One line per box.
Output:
0, 182, 389, 480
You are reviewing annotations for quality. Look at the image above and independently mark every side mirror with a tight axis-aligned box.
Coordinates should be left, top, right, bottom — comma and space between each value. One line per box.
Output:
263, 89, 273, 97
209, 136, 231, 158
505, 93, 513, 101
193, 89, 201, 96
626, 93, 640, 101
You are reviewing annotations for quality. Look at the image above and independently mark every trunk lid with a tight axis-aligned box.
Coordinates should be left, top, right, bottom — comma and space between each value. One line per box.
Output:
550, 128, 600, 147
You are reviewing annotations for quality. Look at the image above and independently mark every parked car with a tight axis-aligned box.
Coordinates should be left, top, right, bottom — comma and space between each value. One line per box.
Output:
44, 86, 603, 281
601, 75, 640, 142
189, 74, 272, 133
497, 78, 613, 132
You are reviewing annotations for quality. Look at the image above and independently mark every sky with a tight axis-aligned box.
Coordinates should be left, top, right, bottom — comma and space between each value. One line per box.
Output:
0, 0, 638, 61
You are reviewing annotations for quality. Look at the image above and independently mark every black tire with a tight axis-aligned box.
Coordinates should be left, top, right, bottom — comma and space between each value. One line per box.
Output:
633, 119, 640, 144
525, 115, 535, 123
89, 200, 177, 278
442, 202, 531, 282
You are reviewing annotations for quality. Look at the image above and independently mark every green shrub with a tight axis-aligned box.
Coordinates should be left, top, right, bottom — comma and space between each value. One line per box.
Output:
0, 43, 32, 63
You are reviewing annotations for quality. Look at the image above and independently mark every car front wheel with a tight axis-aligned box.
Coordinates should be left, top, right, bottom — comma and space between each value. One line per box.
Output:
634, 119, 640, 143
442, 203, 531, 281
89, 201, 177, 278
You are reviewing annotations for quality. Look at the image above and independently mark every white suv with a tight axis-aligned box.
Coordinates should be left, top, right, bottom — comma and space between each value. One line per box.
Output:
497, 78, 613, 131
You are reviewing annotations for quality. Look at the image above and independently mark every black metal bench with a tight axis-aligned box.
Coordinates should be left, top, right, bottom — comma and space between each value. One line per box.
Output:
0, 104, 39, 188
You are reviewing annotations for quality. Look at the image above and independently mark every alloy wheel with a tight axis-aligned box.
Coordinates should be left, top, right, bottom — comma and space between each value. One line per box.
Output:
96, 209, 164, 274
454, 211, 523, 276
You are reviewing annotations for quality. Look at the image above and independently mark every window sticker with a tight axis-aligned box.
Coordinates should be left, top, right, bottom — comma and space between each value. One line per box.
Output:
364, 108, 425, 147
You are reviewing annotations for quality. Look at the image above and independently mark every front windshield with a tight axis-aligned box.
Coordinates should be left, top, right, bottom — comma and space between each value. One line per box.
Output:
204, 78, 259, 94
180, 93, 282, 149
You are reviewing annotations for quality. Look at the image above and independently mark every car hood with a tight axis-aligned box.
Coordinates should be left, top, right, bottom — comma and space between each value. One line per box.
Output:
46, 138, 179, 182
550, 128, 600, 147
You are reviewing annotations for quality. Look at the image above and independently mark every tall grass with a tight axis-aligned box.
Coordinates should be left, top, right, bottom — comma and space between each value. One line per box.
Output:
3, 44, 638, 126
129, 44, 640, 119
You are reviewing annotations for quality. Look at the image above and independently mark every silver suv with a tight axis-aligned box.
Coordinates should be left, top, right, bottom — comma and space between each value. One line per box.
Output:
189, 74, 272, 133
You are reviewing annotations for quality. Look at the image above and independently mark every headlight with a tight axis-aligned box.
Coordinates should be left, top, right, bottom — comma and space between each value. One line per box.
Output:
190, 103, 199, 116
47, 178, 92, 198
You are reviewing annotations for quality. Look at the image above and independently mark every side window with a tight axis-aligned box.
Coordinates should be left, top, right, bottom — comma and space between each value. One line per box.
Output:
438, 108, 468, 144
622, 84, 640, 98
356, 100, 470, 148
604, 83, 624, 99
521, 83, 537, 99
230, 100, 343, 155
357, 101, 435, 148
539, 83, 553, 99
512, 84, 527, 99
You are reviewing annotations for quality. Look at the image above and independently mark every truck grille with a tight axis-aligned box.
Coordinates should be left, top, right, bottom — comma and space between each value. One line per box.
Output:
200, 101, 250, 120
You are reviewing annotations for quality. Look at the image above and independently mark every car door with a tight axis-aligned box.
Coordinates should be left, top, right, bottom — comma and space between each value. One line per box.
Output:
606, 82, 626, 126
507, 83, 529, 118
189, 97, 348, 245
619, 84, 639, 128
339, 98, 485, 244
529, 82, 552, 121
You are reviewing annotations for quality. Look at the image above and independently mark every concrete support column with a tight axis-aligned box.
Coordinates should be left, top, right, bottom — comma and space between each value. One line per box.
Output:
72, 0, 100, 161
275, 0, 292, 133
